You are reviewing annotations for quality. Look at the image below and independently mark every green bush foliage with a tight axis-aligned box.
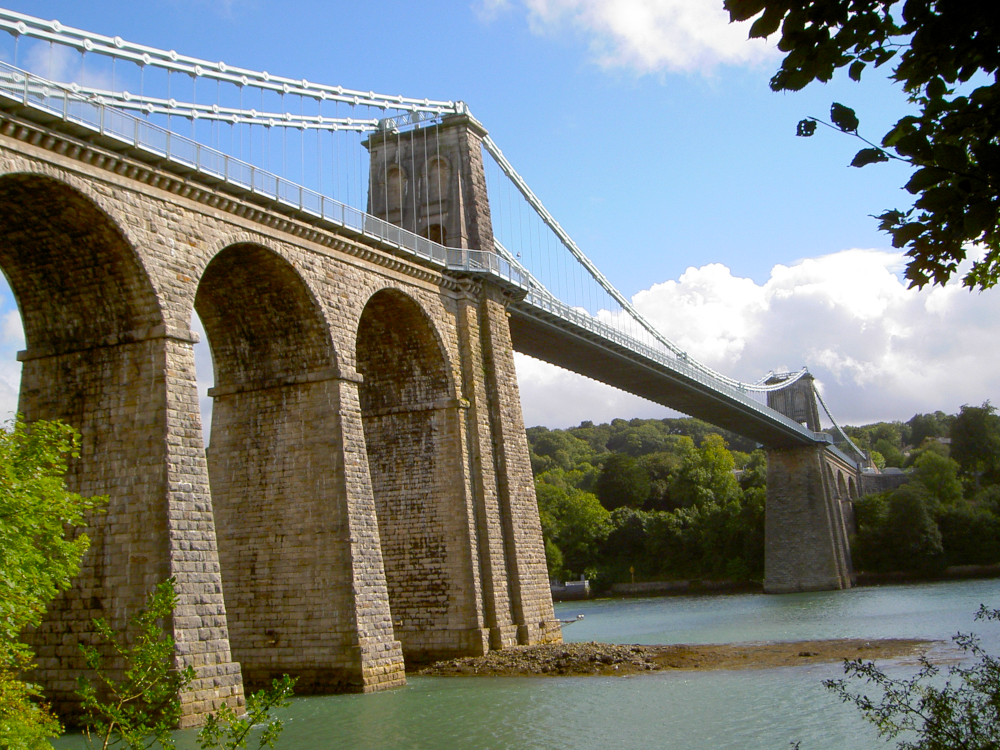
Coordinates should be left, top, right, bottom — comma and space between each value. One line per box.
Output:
0, 417, 107, 750
827, 606, 1000, 749
532, 404, 1000, 586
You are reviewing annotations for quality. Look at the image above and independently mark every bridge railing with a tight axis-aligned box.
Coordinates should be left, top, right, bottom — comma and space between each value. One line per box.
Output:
516, 285, 821, 444
0, 60, 833, 452
0, 61, 523, 285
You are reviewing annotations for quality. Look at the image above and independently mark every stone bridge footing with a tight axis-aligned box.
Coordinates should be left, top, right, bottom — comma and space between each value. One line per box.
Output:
764, 446, 854, 594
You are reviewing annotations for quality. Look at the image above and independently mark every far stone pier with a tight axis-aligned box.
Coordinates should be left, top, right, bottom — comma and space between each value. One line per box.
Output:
0, 8, 866, 728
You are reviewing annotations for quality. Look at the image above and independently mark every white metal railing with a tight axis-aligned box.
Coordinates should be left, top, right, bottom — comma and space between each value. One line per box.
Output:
0, 8, 456, 115
512, 285, 820, 443
0, 60, 524, 287
0, 59, 832, 450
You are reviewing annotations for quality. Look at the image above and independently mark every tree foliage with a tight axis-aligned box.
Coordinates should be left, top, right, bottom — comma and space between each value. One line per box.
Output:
77, 579, 196, 750
950, 401, 1000, 485
197, 676, 295, 750
726, 0, 1000, 290
826, 605, 1000, 749
0, 417, 106, 750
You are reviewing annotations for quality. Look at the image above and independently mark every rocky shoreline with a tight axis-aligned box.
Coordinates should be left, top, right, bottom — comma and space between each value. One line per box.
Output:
415, 638, 935, 678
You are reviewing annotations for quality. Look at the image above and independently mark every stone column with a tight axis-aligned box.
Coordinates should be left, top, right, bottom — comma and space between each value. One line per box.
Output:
764, 446, 853, 594
478, 286, 561, 645
334, 370, 408, 691
454, 281, 518, 649
207, 367, 405, 693
20, 327, 244, 725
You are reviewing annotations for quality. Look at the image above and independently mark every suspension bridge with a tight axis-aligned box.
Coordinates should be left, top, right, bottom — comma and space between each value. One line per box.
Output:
0, 8, 867, 724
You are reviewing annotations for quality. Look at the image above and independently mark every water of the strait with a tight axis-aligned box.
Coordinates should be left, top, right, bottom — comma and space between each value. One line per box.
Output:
53, 578, 1000, 750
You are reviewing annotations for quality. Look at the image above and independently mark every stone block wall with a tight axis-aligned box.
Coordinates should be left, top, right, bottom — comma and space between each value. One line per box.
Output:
764, 446, 853, 594
0, 109, 558, 722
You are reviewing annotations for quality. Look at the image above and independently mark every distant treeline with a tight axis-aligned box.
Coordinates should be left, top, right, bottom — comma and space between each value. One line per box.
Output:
528, 404, 1000, 589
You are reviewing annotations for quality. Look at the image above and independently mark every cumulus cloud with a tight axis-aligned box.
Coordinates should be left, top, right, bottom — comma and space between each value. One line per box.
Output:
517, 248, 1000, 428
480, 0, 775, 73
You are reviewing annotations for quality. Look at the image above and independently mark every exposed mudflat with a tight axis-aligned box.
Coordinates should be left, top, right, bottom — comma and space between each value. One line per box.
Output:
415, 638, 935, 678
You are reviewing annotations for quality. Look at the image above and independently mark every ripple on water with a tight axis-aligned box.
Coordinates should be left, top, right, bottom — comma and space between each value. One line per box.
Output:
51, 579, 999, 750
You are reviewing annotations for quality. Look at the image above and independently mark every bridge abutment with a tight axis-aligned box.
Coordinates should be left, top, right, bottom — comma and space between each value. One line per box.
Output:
764, 446, 853, 594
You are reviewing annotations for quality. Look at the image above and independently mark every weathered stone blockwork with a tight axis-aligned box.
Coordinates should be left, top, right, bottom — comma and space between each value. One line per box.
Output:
0, 109, 557, 723
764, 447, 853, 594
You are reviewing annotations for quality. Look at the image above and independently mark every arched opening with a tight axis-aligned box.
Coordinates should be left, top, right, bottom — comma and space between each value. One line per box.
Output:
424, 156, 449, 206
0, 173, 165, 713
792, 390, 807, 419
837, 473, 848, 499
421, 223, 447, 245
356, 289, 477, 663
195, 243, 356, 691
848, 476, 858, 500
385, 165, 407, 222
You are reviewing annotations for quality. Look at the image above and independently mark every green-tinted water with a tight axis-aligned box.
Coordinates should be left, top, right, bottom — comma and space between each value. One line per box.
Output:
54, 579, 1000, 749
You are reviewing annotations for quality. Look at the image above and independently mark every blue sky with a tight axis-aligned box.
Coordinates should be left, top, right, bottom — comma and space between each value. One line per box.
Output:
0, 0, 996, 431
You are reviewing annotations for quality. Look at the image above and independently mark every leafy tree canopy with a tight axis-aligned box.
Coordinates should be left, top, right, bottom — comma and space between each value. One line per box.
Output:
726, 0, 1000, 290
950, 401, 1000, 483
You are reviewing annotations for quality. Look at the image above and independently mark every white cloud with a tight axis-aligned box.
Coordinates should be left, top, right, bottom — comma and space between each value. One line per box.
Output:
0, 307, 23, 422
517, 248, 1000, 428
485, 0, 776, 74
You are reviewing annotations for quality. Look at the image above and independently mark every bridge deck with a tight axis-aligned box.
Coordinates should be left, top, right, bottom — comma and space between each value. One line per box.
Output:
509, 303, 820, 449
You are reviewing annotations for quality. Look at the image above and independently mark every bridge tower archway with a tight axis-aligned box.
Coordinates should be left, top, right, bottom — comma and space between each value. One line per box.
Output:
0, 172, 241, 718
197, 243, 405, 692
356, 288, 484, 663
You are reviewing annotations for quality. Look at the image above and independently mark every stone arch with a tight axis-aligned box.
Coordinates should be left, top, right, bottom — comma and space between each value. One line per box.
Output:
196, 243, 362, 691
356, 287, 479, 663
848, 476, 858, 500
421, 223, 447, 245
0, 172, 176, 714
0, 172, 161, 357
837, 472, 848, 500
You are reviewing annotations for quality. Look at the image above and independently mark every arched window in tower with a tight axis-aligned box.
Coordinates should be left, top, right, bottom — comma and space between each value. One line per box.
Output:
425, 156, 450, 206
386, 165, 407, 218
421, 224, 447, 245
793, 390, 807, 415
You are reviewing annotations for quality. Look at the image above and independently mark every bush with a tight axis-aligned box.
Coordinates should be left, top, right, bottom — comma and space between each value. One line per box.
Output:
853, 486, 944, 574
937, 503, 1000, 567
827, 605, 1000, 749
0, 418, 107, 750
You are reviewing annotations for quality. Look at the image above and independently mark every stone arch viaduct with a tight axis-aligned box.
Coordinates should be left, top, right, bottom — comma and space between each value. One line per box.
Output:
0, 110, 560, 726
0, 92, 867, 725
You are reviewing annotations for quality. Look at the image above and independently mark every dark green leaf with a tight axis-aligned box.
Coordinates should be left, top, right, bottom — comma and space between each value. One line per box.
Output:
851, 148, 890, 167
963, 202, 997, 238
849, 61, 866, 81
748, 6, 784, 39
905, 167, 951, 194
932, 144, 969, 174
891, 222, 926, 247
926, 77, 946, 100
876, 209, 906, 231
723, 0, 767, 23
895, 132, 932, 159
796, 119, 817, 137
830, 103, 859, 132
917, 186, 962, 212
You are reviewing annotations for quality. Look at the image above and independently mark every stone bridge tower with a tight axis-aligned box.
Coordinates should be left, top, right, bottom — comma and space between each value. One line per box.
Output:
762, 373, 856, 593
363, 111, 558, 649
364, 109, 493, 252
